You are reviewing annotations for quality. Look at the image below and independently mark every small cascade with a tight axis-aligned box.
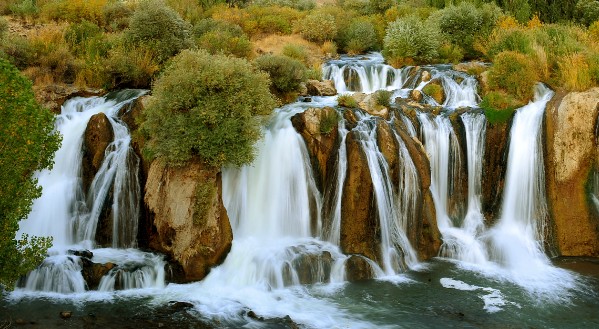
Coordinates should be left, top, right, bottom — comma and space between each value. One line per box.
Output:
461, 112, 487, 236
437, 71, 480, 108
17, 90, 165, 294
489, 84, 554, 270
323, 124, 349, 245
353, 113, 418, 274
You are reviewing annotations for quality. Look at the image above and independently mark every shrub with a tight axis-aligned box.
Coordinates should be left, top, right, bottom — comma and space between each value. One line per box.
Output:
429, 2, 501, 58
383, 15, 441, 66
0, 35, 35, 69
422, 83, 444, 104
576, 0, 599, 26
480, 91, 523, 124
320, 109, 340, 134
166, 0, 204, 24
40, 0, 107, 25
197, 30, 252, 58
384, 3, 437, 23
341, 19, 377, 54
127, 0, 192, 63
557, 53, 593, 91
374, 89, 392, 107
9, 0, 39, 19
504, 0, 531, 23
252, 0, 316, 11
103, 0, 134, 32
140, 49, 277, 167
0, 17, 7, 39
254, 54, 307, 93
337, 94, 358, 107
214, 5, 302, 37
437, 42, 464, 63
306, 63, 322, 80
282, 43, 309, 64
321, 41, 338, 57
484, 28, 535, 58
194, 18, 244, 38
296, 12, 337, 43
487, 51, 539, 102
105, 45, 159, 88
65, 20, 102, 55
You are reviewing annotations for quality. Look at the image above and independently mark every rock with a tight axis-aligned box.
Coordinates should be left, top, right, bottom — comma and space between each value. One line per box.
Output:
482, 120, 511, 222
305, 79, 337, 96
68, 249, 93, 259
15, 319, 26, 325
340, 131, 380, 263
168, 301, 194, 311
298, 82, 308, 96
80, 258, 116, 290
291, 107, 340, 192
377, 121, 399, 186
343, 108, 359, 130
82, 112, 114, 192
59, 311, 73, 319
145, 159, 233, 282
422, 79, 446, 105
453, 62, 488, 76
410, 89, 423, 102
421, 70, 432, 82
545, 88, 599, 256
345, 255, 374, 281
33, 84, 105, 114
358, 94, 389, 118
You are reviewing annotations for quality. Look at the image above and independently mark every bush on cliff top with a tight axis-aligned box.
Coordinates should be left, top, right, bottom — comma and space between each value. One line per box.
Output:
140, 49, 278, 167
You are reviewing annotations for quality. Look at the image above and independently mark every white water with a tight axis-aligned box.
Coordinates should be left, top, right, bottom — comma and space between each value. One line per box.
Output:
324, 124, 349, 245
17, 91, 165, 293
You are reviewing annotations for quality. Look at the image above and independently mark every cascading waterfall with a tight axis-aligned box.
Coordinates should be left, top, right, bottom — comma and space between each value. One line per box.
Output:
323, 124, 349, 245
489, 84, 554, 270
17, 91, 165, 293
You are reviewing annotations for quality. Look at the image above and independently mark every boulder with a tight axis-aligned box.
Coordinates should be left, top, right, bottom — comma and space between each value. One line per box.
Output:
291, 107, 340, 192
305, 79, 337, 96
82, 113, 114, 193
345, 255, 374, 281
340, 131, 380, 263
410, 89, 423, 102
377, 121, 399, 186
545, 88, 599, 256
80, 258, 116, 290
33, 84, 105, 114
421, 70, 432, 83
145, 159, 233, 282
482, 120, 511, 222
358, 94, 389, 118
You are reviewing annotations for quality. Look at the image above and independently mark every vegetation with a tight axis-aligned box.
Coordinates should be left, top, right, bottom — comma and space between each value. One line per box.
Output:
337, 94, 358, 108
422, 83, 444, 104
383, 15, 441, 66
374, 89, 392, 107
0, 59, 59, 289
140, 49, 277, 167
254, 54, 307, 93
319, 109, 340, 134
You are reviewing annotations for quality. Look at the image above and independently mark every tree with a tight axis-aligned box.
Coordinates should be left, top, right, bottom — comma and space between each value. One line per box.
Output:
140, 49, 277, 167
0, 58, 60, 289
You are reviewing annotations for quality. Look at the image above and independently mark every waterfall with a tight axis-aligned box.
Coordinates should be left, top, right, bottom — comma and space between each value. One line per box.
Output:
17, 91, 165, 293
461, 112, 487, 236
324, 124, 349, 245
489, 84, 554, 270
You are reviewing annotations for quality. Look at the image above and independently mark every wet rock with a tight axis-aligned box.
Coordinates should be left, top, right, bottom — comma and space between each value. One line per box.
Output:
410, 89, 423, 102
482, 120, 511, 222
377, 121, 399, 186
545, 88, 599, 256
343, 108, 359, 130
291, 107, 340, 192
345, 255, 374, 281
168, 301, 194, 311
145, 159, 233, 282
59, 311, 72, 319
15, 318, 26, 325
305, 79, 337, 96
298, 82, 308, 96
80, 258, 116, 290
82, 112, 114, 192
68, 249, 93, 259
421, 70, 432, 82
358, 94, 389, 118
33, 84, 105, 114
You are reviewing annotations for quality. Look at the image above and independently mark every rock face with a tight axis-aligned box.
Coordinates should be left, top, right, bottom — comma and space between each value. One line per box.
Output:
481, 120, 511, 223
305, 79, 337, 96
291, 107, 340, 191
545, 88, 599, 256
145, 159, 233, 282
81, 258, 116, 290
33, 84, 105, 114
82, 113, 114, 192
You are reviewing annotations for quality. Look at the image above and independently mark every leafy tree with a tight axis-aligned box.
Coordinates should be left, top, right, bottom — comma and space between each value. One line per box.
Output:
0, 59, 60, 289
140, 49, 277, 167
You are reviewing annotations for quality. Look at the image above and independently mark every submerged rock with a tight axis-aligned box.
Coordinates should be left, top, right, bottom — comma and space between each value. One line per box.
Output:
145, 159, 233, 282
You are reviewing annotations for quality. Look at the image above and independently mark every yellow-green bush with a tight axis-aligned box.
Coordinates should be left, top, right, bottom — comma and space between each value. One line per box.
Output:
105, 45, 159, 88
337, 94, 358, 107
480, 91, 523, 124
254, 54, 307, 93
197, 30, 252, 58
40, 0, 108, 25
487, 51, 539, 102
341, 19, 377, 54
140, 49, 277, 167
557, 53, 594, 91
213, 5, 303, 37
383, 15, 441, 66
296, 11, 337, 43
282, 43, 309, 64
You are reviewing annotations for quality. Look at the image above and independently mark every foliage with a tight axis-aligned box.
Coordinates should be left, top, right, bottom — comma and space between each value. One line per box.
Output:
40, 0, 108, 25
422, 83, 444, 104
590, 20, 599, 40
437, 42, 464, 63
557, 53, 594, 91
193, 179, 216, 227
575, 0, 599, 26
374, 89, 392, 107
252, 0, 316, 11
140, 49, 277, 167
105, 45, 159, 88
296, 12, 338, 43
254, 54, 307, 93
503, 0, 531, 23
126, 0, 192, 63
102, 0, 134, 32
0, 17, 7, 39
480, 91, 522, 124
321, 41, 338, 57
197, 30, 252, 58
341, 19, 377, 54
166, 0, 204, 24
319, 109, 340, 134
282, 43, 309, 64
383, 15, 441, 66
0, 59, 59, 289
65, 20, 102, 55
212, 5, 303, 37
487, 51, 539, 102
429, 2, 501, 58
337, 94, 358, 107
9, 0, 39, 19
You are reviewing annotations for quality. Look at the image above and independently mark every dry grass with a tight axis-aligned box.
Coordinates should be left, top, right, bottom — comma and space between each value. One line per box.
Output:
253, 34, 323, 66
558, 53, 593, 91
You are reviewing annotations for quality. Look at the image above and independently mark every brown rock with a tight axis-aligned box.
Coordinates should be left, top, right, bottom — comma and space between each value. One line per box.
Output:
345, 255, 374, 281
482, 120, 511, 222
82, 113, 114, 192
358, 94, 389, 118
421, 70, 432, 83
545, 88, 599, 256
81, 259, 116, 290
410, 89, 423, 102
377, 121, 399, 186
33, 84, 105, 114
340, 131, 380, 263
145, 159, 233, 282
453, 62, 488, 76
306, 79, 337, 96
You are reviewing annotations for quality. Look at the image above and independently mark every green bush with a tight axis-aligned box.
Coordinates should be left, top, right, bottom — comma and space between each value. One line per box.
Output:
296, 12, 338, 43
374, 89, 392, 107
383, 15, 441, 66
337, 94, 358, 108
0, 17, 7, 39
65, 20, 102, 55
252, 0, 316, 11
0, 35, 35, 69
430, 2, 501, 58
282, 43, 309, 64
9, 0, 39, 19
0, 58, 59, 289
194, 18, 244, 38
127, 0, 192, 63
105, 45, 159, 88
140, 49, 277, 167
341, 19, 377, 54
480, 91, 523, 124
320, 109, 340, 134
437, 42, 464, 63
103, 1, 134, 32
422, 83, 444, 104
197, 30, 252, 58
576, 0, 599, 26
487, 51, 539, 102
486, 28, 535, 59
254, 54, 307, 93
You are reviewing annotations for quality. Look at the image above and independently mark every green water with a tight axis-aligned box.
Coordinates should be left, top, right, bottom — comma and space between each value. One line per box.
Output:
2, 258, 598, 329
